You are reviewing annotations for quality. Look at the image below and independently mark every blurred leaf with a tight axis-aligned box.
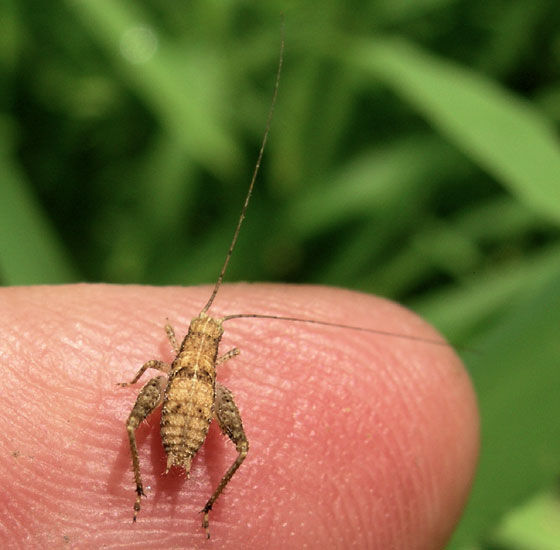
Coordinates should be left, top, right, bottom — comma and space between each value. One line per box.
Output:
0, 0, 20, 73
414, 243, 560, 343
448, 266, 560, 548
491, 491, 560, 550
67, 0, 241, 179
284, 135, 467, 239
376, 0, 459, 23
0, 119, 78, 284
348, 37, 560, 224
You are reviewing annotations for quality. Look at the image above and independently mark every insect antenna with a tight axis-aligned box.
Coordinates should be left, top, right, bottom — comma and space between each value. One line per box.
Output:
223, 313, 452, 347
199, 27, 461, 354
199, 29, 284, 316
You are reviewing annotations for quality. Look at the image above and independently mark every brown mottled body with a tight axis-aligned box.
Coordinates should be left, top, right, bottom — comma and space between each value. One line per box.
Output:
161, 316, 222, 473
120, 313, 248, 537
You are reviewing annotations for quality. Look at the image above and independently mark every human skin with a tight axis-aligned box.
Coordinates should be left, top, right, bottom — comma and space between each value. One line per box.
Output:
0, 284, 478, 549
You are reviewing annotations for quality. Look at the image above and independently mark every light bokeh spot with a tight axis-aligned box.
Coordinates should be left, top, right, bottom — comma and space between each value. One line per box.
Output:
120, 25, 158, 64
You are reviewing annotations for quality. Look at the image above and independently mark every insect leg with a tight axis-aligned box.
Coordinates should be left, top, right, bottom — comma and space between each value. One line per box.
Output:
164, 322, 180, 353
216, 348, 240, 366
202, 381, 248, 538
125, 375, 167, 521
117, 360, 170, 387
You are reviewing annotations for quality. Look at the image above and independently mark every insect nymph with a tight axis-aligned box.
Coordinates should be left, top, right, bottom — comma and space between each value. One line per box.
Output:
118, 36, 285, 538
119, 311, 247, 538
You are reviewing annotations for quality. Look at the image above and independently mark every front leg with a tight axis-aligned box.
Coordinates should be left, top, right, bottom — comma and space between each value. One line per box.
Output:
118, 322, 178, 387
164, 322, 180, 353
117, 360, 170, 387
216, 347, 240, 366
202, 381, 248, 538
126, 375, 167, 521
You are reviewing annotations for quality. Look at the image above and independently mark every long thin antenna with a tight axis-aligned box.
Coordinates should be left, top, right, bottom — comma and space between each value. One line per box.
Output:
200, 26, 285, 315
223, 313, 452, 347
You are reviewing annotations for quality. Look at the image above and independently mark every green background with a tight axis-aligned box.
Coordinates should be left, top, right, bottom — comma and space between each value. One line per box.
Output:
2, 2, 560, 548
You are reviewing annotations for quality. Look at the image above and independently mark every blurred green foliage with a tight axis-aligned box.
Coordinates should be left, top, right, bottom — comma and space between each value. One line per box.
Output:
2, 1, 560, 548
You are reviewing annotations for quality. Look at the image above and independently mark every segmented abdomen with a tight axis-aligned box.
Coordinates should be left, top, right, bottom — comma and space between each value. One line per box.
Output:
160, 315, 223, 472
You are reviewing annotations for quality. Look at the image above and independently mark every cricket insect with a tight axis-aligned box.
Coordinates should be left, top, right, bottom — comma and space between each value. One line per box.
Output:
118, 30, 449, 539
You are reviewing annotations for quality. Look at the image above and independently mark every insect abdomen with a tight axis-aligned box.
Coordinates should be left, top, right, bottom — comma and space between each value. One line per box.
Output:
160, 315, 224, 472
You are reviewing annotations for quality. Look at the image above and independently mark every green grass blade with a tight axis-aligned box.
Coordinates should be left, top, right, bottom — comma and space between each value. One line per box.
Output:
67, 0, 240, 179
0, 121, 78, 284
413, 243, 560, 343
447, 266, 560, 547
490, 491, 560, 550
347, 37, 560, 224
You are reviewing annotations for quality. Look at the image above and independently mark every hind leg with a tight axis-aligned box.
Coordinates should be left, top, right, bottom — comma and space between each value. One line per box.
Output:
202, 381, 248, 538
125, 375, 167, 521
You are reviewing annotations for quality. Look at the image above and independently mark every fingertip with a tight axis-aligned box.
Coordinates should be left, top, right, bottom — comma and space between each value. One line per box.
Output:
222, 285, 479, 548
0, 284, 478, 549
